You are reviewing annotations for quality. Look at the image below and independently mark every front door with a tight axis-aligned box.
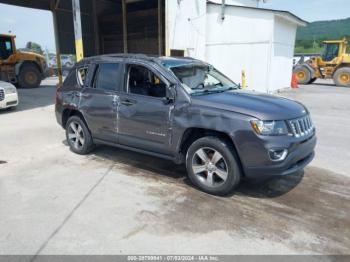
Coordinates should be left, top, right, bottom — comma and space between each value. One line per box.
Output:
78, 63, 122, 142
117, 63, 173, 155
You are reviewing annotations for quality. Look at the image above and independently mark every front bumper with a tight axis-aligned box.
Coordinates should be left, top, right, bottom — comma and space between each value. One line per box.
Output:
0, 92, 18, 109
236, 131, 317, 179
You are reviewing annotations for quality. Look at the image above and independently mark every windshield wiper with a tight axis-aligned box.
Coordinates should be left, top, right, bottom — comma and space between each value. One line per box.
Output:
192, 88, 225, 96
191, 86, 237, 96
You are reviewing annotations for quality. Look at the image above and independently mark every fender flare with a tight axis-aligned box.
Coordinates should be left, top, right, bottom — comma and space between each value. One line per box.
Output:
333, 63, 350, 75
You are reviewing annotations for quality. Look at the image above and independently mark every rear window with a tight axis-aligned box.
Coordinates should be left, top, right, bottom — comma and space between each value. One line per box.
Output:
77, 67, 89, 87
63, 69, 77, 87
94, 63, 120, 91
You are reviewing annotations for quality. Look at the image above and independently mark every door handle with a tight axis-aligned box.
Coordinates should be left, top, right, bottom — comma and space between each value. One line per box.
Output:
74, 92, 89, 99
121, 99, 134, 106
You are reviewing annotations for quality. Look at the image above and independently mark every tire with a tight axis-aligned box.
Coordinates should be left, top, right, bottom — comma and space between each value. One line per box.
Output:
66, 116, 95, 155
308, 77, 317, 84
18, 64, 42, 88
186, 136, 241, 196
333, 67, 350, 87
293, 65, 312, 85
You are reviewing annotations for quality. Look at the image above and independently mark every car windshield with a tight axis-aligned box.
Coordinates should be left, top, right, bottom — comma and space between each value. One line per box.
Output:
169, 65, 239, 95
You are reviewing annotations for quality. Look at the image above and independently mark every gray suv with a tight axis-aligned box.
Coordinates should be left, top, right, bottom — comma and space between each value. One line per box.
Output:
55, 54, 316, 196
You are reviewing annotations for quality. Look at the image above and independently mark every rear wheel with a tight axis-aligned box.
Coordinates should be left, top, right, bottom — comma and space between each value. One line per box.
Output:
18, 64, 42, 88
66, 116, 95, 155
186, 137, 241, 196
334, 67, 350, 87
293, 65, 312, 85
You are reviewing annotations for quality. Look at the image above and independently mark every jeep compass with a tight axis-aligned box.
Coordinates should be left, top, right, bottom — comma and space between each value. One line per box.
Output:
55, 54, 316, 196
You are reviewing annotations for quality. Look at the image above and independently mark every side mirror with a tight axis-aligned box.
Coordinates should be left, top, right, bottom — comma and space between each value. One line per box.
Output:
237, 83, 242, 89
163, 84, 176, 105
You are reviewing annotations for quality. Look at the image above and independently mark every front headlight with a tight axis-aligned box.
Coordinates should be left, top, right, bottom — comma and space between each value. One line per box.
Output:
251, 120, 289, 136
4, 86, 17, 95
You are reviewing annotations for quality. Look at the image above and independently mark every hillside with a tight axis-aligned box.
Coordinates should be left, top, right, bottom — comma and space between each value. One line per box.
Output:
297, 17, 350, 40
295, 17, 350, 54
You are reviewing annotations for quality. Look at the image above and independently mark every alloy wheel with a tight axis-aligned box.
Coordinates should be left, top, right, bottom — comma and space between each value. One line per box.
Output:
191, 147, 229, 188
67, 121, 85, 150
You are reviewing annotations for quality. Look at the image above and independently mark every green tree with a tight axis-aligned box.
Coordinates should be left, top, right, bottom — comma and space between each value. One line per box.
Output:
25, 41, 44, 55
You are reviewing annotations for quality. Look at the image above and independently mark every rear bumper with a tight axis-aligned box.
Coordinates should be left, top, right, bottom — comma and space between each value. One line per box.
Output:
241, 134, 317, 179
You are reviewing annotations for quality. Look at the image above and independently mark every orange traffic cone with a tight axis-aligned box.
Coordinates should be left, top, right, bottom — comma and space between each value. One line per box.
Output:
291, 73, 298, 89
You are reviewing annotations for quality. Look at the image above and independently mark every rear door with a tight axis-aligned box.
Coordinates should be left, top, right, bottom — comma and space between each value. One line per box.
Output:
117, 62, 173, 155
79, 62, 122, 142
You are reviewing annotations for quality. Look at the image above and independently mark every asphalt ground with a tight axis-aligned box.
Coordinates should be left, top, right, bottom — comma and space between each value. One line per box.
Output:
0, 78, 349, 255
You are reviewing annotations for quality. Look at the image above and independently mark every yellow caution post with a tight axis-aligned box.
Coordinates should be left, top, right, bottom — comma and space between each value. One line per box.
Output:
241, 70, 247, 89
72, 0, 84, 62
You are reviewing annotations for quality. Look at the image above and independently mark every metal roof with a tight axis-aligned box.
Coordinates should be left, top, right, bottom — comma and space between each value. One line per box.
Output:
207, 0, 308, 27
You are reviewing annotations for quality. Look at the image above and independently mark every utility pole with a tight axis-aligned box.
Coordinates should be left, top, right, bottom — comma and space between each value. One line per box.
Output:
72, 0, 84, 61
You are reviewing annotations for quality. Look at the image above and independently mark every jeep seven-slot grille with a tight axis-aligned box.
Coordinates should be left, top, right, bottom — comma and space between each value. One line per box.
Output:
288, 115, 314, 138
0, 89, 4, 101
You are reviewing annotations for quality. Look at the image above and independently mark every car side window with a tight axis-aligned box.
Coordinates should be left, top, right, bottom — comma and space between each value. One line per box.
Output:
77, 67, 88, 87
127, 65, 166, 98
63, 69, 77, 86
94, 63, 120, 91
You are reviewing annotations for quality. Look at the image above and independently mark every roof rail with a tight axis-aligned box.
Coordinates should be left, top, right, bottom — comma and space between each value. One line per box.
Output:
106, 53, 152, 59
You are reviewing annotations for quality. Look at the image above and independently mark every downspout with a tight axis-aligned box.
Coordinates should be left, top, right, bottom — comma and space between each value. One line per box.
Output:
221, 0, 226, 21
266, 15, 274, 93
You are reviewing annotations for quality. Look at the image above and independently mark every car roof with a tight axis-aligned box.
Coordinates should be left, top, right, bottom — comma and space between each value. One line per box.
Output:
77, 53, 206, 68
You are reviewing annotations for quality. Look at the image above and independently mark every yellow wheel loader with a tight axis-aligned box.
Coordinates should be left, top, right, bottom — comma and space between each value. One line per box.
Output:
294, 38, 350, 87
0, 34, 48, 88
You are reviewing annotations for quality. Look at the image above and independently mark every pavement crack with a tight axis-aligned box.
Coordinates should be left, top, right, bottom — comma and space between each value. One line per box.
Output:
122, 224, 148, 240
30, 164, 114, 261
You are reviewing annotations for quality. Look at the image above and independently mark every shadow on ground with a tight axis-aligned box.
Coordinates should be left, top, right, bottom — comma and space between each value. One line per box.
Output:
85, 144, 304, 199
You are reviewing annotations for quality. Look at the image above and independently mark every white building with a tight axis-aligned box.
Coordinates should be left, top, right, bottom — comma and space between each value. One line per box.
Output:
166, 0, 307, 93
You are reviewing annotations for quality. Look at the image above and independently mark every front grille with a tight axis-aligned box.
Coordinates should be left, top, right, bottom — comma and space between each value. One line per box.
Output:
288, 115, 314, 138
0, 89, 4, 101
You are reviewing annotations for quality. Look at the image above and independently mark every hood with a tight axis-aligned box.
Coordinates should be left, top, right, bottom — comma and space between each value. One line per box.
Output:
191, 90, 307, 120
0, 81, 17, 89
17, 50, 45, 60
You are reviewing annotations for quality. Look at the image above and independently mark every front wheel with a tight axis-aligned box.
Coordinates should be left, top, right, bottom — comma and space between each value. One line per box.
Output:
66, 116, 95, 155
18, 64, 42, 88
186, 137, 241, 196
293, 65, 312, 85
334, 67, 350, 87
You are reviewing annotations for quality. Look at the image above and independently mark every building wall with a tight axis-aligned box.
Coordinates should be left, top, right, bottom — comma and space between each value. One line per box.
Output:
209, 0, 259, 8
165, 1, 300, 93
205, 4, 274, 92
165, 0, 206, 59
268, 16, 297, 92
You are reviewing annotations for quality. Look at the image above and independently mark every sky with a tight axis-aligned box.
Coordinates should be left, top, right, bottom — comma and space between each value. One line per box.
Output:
0, 0, 349, 52
0, 4, 55, 52
262, 0, 350, 22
